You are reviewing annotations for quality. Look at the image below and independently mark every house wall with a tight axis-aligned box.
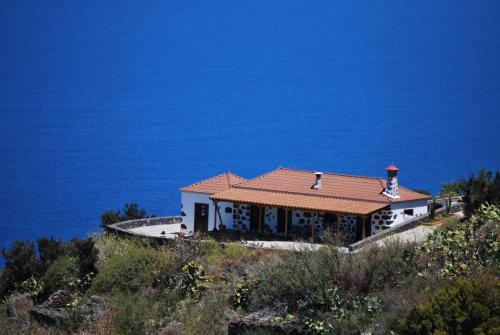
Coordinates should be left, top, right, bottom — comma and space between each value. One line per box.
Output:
370, 199, 428, 235
182, 190, 424, 241
180, 191, 233, 233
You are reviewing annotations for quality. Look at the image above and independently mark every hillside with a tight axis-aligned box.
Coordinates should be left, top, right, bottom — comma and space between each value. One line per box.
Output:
0, 202, 498, 334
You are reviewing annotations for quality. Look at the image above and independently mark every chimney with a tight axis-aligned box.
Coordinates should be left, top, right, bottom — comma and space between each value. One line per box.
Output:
383, 164, 400, 198
311, 172, 323, 190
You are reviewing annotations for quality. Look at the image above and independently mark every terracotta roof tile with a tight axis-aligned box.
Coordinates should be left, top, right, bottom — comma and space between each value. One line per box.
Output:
180, 172, 246, 195
211, 188, 387, 215
209, 167, 430, 215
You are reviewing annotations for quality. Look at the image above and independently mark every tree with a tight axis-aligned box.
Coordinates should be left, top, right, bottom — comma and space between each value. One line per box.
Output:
0, 241, 40, 297
71, 238, 98, 280
429, 197, 437, 219
439, 182, 460, 197
100, 209, 121, 227
37, 237, 64, 272
459, 169, 500, 217
122, 203, 148, 220
100, 203, 151, 227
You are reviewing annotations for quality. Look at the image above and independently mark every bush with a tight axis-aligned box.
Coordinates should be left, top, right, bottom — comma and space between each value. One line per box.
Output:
459, 169, 500, 217
100, 210, 121, 227
90, 247, 170, 295
100, 202, 152, 227
252, 247, 341, 310
181, 289, 231, 335
41, 256, 79, 297
409, 203, 499, 279
1, 241, 40, 298
178, 262, 211, 301
398, 273, 500, 335
37, 237, 64, 272
70, 238, 98, 279
112, 293, 151, 335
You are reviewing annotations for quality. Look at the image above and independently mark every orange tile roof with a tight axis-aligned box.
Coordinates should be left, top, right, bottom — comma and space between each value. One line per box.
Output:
209, 167, 430, 215
180, 172, 246, 195
211, 188, 387, 215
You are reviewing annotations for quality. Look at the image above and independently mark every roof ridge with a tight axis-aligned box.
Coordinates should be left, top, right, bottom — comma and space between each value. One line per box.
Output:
236, 167, 284, 186
279, 166, 384, 180
230, 185, 389, 205
180, 171, 244, 191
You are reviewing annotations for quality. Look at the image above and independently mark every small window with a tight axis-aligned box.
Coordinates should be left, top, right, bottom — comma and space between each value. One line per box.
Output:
225, 207, 232, 213
181, 211, 186, 217
404, 209, 414, 216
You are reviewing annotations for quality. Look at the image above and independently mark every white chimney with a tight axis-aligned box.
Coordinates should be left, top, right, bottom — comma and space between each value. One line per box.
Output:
311, 172, 323, 190
383, 164, 400, 198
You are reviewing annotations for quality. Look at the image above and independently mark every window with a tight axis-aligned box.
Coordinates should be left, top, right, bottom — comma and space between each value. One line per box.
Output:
225, 207, 232, 213
404, 209, 414, 216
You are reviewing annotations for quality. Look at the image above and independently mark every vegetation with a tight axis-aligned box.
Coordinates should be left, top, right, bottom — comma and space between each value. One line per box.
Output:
1, 194, 499, 334
398, 274, 499, 335
459, 169, 500, 217
100, 202, 154, 227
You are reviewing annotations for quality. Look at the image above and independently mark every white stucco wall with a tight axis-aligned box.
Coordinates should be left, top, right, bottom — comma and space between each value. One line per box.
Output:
180, 191, 233, 233
371, 199, 428, 235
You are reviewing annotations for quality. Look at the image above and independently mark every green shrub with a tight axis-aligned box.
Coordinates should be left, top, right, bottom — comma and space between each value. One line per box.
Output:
232, 276, 251, 309
90, 247, 170, 295
1, 241, 40, 298
181, 289, 230, 335
41, 256, 79, 296
100, 202, 152, 227
70, 238, 98, 280
409, 203, 499, 279
100, 210, 121, 227
179, 262, 211, 301
397, 273, 500, 335
113, 293, 151, 335
459, 169, 500, 217
37, 237, 64, 272
252, 247, 341, 310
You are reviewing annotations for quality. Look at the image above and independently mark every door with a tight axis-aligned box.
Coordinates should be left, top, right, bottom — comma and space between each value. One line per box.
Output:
277, 208, 291, 234
194, 203, 209, 232
250, 206, 261, 232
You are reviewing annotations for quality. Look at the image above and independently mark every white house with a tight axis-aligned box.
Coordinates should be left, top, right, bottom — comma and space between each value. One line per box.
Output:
180, 165, 430, 242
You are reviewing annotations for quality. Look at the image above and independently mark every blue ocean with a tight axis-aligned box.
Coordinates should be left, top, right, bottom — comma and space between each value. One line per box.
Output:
1, 0, 499, 262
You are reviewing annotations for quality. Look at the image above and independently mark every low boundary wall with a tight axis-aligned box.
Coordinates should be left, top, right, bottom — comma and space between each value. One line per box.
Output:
106, 216, 183, 237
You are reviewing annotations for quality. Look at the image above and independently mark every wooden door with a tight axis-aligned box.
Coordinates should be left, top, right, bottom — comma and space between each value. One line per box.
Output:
250, 206, 261, 232
194, 203, 209, 232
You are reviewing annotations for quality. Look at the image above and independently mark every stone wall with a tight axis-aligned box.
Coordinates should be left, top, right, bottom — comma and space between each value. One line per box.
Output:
371, 209, 396, 235
291, 210, 324, 236
265, 207, 278, 233
232, 203, 251, 231
339, 215, 357, 242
